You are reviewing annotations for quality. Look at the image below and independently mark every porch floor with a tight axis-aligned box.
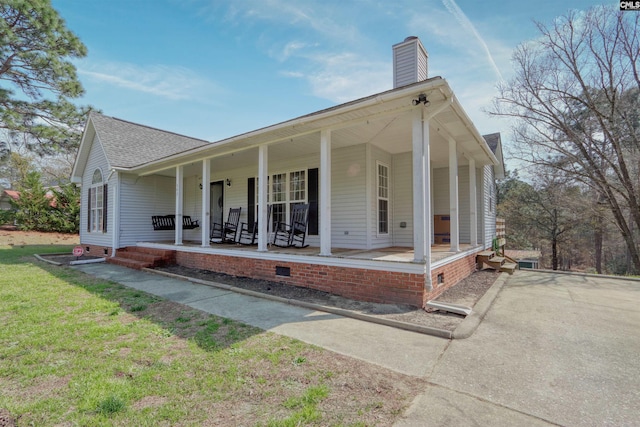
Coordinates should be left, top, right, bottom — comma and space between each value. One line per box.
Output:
147, 241, 475, 264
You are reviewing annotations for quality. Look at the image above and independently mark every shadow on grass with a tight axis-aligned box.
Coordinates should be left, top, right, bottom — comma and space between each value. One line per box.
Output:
1, 245, 263, 353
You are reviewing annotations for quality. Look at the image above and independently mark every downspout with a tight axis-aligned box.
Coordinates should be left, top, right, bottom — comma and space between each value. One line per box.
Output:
108, 170, 119, 257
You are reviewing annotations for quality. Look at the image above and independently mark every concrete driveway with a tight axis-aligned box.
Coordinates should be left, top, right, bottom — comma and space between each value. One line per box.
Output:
397, 270, 640, 426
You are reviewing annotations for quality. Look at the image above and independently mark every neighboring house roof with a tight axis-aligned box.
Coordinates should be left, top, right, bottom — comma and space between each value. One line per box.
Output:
1, 189, 58, 208
71, 112, 210, 182
483, 132, 505, 179
3, 190, 20, 201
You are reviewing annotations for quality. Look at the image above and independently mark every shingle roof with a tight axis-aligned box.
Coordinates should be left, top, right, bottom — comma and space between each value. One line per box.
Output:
483, 132, 501, 154
90, 112, 210, 169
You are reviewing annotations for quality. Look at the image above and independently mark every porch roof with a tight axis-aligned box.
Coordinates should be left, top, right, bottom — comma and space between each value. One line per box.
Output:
120, 78, 500, 177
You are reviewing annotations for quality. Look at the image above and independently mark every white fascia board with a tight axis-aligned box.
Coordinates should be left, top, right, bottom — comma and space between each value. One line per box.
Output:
71, 116, 96, 183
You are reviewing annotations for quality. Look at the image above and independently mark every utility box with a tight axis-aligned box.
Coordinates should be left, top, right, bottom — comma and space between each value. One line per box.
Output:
434, 215, 450, 244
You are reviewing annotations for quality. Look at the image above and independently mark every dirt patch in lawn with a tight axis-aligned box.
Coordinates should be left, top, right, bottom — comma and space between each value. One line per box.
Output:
156, 265, 501, 332
0, 229, 79, 246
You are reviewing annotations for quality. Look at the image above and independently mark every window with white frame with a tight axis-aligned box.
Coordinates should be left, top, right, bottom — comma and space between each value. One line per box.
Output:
377, 162, 389, 234
89, 168, 104, 232
256, 169, 307, 229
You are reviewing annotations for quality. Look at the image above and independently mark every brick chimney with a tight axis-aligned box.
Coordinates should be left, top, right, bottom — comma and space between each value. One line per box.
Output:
392, 36, 428, 88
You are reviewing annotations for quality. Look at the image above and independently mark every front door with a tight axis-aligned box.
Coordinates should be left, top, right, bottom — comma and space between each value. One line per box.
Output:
210, 181, 224, 229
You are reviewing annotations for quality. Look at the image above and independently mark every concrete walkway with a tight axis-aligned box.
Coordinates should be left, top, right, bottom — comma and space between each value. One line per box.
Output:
74, 264, 640, 426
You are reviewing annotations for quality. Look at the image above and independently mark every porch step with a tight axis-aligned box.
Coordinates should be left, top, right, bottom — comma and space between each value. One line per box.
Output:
500, 262, 517, 275
115, 250, 165, 266
107, 246, 176, 270
486, 256, 506, 268
476, 251, 517, 274
125, 246, 176, 259
106, 257, 151, 270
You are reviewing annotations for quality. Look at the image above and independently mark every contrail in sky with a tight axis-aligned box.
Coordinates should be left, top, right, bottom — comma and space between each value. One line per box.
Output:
442, 0, 504, 80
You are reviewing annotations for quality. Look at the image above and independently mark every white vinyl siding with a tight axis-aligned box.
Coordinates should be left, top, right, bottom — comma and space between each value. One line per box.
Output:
80, 135, 111, 247
482, 165, 496, 248
457, 166, 471, 243
392, 152, 412, 246
118, 174, 175, 247
331, 145, 367, 248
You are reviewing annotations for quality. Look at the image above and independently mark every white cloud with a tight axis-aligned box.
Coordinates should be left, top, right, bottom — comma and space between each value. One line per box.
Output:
282, 51, 390, 103
441, 0, 503, 80
270, 41, 316, 62
78, 62, 222, 102
222, 0, 362, 43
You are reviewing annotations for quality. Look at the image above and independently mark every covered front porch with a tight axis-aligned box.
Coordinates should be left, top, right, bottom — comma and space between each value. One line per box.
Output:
116, 78, 497, 263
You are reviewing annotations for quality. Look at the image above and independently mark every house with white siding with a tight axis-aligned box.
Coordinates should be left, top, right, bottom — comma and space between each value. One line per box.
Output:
71, 37, 506, 308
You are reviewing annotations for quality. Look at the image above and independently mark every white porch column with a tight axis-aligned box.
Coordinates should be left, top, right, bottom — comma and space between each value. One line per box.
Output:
175, 165, 183, 245
469, 157, 478, 246
412, 108, 428, 263
448, 137, 460, 252
201, 159, 211, 247
423, 117, 432, 275
320, 129, 332, 256
257, 145, 269, 252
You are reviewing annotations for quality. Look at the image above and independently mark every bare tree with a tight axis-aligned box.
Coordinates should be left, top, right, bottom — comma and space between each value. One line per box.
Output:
491, 6, 640, 274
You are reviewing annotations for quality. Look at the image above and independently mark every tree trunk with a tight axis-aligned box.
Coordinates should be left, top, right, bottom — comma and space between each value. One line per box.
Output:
594, 214, 603, 274
552, 236, 558, 271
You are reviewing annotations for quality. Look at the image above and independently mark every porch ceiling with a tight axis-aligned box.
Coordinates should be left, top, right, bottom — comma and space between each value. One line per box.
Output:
134, 79, 497, 177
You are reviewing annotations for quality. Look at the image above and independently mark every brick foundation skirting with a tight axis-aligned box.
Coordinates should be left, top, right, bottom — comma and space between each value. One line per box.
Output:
425, 252, 479, 306
81, 244, 113, 258
175, 249, 483, 308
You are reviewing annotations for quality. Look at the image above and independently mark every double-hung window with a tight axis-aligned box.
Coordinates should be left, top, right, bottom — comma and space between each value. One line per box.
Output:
88, 168, 106, 232
256, 169, 307, 229
377, 162, 389, 234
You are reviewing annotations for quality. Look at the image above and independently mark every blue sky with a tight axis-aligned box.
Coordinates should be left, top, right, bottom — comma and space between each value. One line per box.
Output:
52, 0, 609, 144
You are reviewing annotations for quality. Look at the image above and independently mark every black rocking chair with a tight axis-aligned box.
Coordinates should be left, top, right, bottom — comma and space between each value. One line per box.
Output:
211, 207, 241, 243
238, 205, 272, 245
272, 203, 309, 248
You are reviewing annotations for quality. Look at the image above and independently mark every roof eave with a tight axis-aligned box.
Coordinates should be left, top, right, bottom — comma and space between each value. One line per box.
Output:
448, 94, 500, 167
128, 78, 449, 173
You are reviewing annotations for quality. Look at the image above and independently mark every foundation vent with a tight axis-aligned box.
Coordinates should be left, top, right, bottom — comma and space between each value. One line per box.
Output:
275, 266, 291, 277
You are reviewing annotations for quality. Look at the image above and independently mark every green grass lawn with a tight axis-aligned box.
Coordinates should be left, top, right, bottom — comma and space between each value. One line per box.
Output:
0, 243, 420, 426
